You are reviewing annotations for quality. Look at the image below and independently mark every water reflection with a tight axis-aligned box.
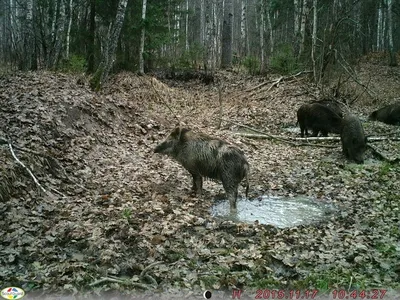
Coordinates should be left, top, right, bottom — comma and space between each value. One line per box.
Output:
211, 196, 336, 228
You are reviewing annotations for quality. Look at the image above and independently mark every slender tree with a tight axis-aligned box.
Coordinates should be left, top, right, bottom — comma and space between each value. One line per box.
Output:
221, 0, 233, 68
387, 0, 397, 66
139, 0, 147, 74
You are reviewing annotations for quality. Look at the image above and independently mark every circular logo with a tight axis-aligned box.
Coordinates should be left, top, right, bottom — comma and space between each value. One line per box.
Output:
1, 287, 25, 300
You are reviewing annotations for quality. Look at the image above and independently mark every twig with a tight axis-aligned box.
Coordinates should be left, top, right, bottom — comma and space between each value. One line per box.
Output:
89, 277, 124, 286
89, 277, 150, 289
267, 76, 283, 92
235, 132, 339, 148
8, 142, 47, 193
150, 78, 180, 125
337, 52, 376, 99
217, 84, 223, 129
140, 261, 163, 278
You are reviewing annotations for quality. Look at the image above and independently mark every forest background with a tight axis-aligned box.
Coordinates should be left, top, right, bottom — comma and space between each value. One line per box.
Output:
0, 0, 399, 86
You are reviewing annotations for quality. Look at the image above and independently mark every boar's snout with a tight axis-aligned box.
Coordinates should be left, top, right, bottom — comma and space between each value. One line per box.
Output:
154, 142, 166, 153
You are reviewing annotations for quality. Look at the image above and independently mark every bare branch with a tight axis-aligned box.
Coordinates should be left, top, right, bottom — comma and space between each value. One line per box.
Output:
8, 142, 47, 193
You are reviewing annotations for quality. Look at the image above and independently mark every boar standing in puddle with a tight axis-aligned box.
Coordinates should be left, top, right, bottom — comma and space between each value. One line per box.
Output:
154, 127, 249, 213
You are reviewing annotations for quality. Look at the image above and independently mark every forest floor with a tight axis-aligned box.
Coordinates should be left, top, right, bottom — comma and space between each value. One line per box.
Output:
1, 56, 400, 299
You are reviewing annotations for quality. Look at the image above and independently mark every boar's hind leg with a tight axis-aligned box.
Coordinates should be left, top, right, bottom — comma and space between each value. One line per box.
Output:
191, 173, 203, 195
221, 177, 239, 211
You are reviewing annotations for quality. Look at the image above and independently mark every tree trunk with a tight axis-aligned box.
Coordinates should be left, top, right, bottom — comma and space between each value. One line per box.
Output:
221, 0, 233, 69
266, 0, 273, 53
240, 0, 246, 57
377, 6, 383, 51
259, 0, 265, 73
185, 0, 189, 51
298, 0, 308, 58
87, 0, 96, 73
65, 0, 73, 59
91, 0, 129, 90
50, 0, 66, 68
311, 0, 317, 82
139, 0, 147, 74
386, 0, 397, 66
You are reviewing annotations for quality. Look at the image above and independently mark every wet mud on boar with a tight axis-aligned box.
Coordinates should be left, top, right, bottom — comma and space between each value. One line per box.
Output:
297, 103, 342, 137
368, 102, 400, 125
341, 114, 367, 164
154, 127, 250, 213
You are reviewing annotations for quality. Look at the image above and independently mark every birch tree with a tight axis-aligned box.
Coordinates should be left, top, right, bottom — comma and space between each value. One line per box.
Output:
139, 0, 147, 74
65, 0, 73, 60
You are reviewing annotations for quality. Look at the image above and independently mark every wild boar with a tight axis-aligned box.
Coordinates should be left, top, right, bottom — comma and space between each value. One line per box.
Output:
297, 103, 342, 137
154, 127, 249, 212
368, 102, 400, 125
310, 99, 343, 118
340, 114, 367, 164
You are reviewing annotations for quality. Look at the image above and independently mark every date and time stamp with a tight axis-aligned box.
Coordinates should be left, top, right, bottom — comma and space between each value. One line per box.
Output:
202, 289, 388, 299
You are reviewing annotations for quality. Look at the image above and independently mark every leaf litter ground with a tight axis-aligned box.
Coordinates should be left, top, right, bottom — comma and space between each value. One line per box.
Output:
0, 67, 399, 298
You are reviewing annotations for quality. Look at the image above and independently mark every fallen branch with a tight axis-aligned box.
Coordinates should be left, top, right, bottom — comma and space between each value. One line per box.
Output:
367, 144, 399, 163
235, 132, 338, 148
221, 119, 338, 148
140, 261, 163, 278
245, 71, 312, 93
267, 76, 284, 92
367, 136, 400, 142
89, 276, 150, 289
8, 142, 47, 194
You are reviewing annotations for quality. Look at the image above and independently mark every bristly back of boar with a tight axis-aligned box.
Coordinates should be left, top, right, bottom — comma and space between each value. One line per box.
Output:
310, 99, 343, 118
340, 114, 367, 164
368, 102, 400, 125
154, 127, 249, 212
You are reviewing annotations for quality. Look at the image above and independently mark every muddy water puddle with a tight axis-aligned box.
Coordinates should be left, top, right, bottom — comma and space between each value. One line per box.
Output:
211, 196, 337, 228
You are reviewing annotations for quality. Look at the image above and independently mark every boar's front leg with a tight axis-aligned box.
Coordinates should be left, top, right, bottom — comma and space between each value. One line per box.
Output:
191, 173, 203, 195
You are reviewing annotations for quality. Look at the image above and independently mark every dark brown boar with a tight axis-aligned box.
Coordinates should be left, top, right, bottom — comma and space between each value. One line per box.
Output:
368, 102, 400, 125
154, 127, 249, 212
310, 99, 343, 118
297, 103, 342, 137
340, 114, 367, 164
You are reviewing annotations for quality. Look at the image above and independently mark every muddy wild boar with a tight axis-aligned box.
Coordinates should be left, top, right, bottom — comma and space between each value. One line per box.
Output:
368, 102, 400, 125
310, 99, 343, 118
340, 114, 367, 164
297, 103, 342, 137
154, 127, 249, 212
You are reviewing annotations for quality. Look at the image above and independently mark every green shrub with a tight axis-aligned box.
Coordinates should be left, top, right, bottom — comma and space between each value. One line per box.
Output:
242, 56, 260, 75
60, 55, 87, 73
270, 44, 298, 74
